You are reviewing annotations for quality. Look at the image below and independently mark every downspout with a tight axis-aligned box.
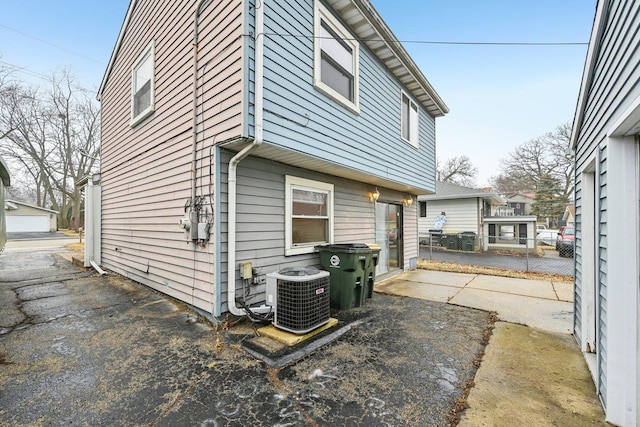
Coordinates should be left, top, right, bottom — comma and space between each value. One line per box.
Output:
191, 0, 212, 239
226, 0, 265, 316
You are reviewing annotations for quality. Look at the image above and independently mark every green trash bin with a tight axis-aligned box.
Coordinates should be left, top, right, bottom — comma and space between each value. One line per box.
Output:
316, 243, 372, 309
365, 243, 381, 299
446, 234, 460, 250
460, 232, 476, 251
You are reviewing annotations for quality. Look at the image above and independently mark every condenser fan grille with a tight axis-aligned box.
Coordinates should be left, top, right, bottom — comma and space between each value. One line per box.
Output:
275, 275, 330, 333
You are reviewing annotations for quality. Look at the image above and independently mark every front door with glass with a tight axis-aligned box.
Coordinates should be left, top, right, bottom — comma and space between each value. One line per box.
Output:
375, 202, 402, 276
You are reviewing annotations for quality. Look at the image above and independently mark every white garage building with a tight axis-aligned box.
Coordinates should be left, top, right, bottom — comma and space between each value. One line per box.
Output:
5, 200, 58, 233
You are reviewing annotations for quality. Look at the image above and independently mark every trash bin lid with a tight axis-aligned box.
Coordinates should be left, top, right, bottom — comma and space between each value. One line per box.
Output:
316, 243, 371, 252
278, 266, 321, 276
366, 243, 381, 250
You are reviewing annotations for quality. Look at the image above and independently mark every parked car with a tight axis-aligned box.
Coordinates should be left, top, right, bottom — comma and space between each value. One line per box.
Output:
556, 226, 575, 257
536, 224, 547, 231
536, 229, 558, 246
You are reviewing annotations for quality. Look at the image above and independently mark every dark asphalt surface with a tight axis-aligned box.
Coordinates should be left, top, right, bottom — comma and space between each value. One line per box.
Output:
7, 231, 75, 240
0, 246, 492, 426
420, 247, 573, 276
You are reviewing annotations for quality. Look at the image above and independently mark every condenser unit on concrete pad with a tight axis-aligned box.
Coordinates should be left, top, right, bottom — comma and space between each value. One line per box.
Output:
266, 267, 330, 334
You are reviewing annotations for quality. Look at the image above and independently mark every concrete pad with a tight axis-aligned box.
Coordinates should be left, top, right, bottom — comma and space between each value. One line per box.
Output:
553, 281, 574, 302
375, 279, 462, 303
460, 323, 605, 427
389, 269, 475, 287
467, 274, 558, 300
257, 317, 339, 346
450, 288, 573, 334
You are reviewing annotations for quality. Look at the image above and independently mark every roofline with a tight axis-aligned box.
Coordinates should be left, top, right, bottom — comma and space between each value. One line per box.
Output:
347, 0, 448, 116
97, 0, 449, 117
419, 192, 505, 205
5, 199, 59, 214
97, 0, 136, 100
570, 0, 608, 149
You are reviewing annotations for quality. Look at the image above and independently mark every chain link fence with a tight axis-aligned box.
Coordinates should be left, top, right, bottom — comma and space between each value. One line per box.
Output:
419, 233, 573, 278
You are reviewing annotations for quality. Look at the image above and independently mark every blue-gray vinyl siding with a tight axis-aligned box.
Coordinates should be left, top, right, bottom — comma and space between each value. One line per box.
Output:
574, 1, 640, 408
218, 149, 416, 313
573, 170, 582, 344
245, 0, 437, 193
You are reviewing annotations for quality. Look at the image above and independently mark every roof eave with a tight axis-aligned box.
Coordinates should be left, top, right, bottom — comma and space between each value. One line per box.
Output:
571, 0, 608, 149
97, 0, 137, 101
323, 0, 449, 117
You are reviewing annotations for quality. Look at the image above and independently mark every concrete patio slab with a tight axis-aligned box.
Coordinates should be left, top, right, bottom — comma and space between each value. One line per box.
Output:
449, 288, 573, 334
389, 269, 475, 288
553, 281, 574, 302
375, 279, 462, 303
466, 274, 558, 300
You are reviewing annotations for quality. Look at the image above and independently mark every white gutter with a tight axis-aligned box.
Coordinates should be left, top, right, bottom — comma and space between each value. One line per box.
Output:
226, 0, 265, 316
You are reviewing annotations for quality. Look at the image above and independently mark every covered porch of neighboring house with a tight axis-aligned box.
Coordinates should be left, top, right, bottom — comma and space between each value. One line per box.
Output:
483, 216, 538, 251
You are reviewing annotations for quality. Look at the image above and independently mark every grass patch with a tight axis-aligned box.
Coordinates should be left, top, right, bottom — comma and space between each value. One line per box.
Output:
417, 259, 573, 283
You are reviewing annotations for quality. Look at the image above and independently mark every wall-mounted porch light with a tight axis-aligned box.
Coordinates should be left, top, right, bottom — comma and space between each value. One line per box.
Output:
404, 196, 413, 207
369, 188, 380, 203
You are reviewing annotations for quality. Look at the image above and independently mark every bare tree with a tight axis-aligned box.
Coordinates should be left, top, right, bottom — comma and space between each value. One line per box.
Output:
437, 155, 478, 187
489, 123, 573, 197
0, 70, 100, 229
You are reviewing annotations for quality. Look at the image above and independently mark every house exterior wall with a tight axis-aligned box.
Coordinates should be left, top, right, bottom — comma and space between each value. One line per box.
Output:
419, 198, 480, 236
573, 1, 640, 424
99, 0, 245, 313
248, 0, 437, 192
98, 0, 436, 319
218, 149, 416, 313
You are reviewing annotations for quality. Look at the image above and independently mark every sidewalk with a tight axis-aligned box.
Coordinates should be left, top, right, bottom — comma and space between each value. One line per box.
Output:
375, 269, 608, 426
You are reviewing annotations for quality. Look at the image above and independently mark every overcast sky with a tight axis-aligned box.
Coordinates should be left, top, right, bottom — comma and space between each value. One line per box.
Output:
0, 0, 596, 186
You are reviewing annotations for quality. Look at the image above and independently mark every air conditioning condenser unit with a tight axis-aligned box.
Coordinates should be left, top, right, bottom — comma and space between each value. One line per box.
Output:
266, 267, 330, 334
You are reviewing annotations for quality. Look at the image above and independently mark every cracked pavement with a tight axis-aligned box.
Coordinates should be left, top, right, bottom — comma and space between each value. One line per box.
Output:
1, 247, 492, 426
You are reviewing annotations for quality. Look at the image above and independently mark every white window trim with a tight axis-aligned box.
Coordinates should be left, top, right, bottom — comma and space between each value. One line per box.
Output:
130, 41, 155, 127
285, 175, 334, 256
313, 1, 360, 114
401, 91, 419, 148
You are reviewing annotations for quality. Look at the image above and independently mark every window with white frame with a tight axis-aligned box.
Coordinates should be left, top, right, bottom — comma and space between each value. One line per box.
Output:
314, 2, 359, 113
285, 176, 334, 256
401, 92, 418, 147
131, 41, 155, 126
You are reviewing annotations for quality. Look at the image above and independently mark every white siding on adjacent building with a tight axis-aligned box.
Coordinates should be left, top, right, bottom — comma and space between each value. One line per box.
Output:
419, 199, 480, 236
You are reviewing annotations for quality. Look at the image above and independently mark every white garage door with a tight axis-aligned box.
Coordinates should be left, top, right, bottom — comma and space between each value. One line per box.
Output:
6, 215, 50, 232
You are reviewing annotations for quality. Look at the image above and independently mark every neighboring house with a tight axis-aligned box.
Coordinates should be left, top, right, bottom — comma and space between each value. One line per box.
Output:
96, 0, 448, 319
504, 192, 535, 216
417, 181, 506, 247
562, 205, 575, 227
5, 200, 58, 233
419, 182, 538, 251
571, 1, 640, 424
0, 156, 10, 251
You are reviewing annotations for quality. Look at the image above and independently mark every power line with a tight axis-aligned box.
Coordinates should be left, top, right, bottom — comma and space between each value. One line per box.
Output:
0, 23, 106, 65
0, 60, 95, 94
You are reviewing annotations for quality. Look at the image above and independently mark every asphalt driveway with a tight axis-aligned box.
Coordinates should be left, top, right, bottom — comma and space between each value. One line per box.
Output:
0, 247, 492, 426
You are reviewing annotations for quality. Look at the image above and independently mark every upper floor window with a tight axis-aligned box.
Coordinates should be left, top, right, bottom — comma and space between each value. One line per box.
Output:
285, 176, 334, 256
131, 42, 155, 126
314, 2, 359, 113
401, 92, 418, 147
